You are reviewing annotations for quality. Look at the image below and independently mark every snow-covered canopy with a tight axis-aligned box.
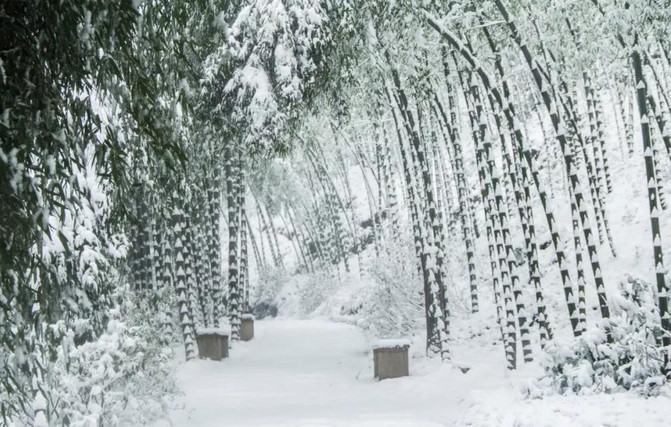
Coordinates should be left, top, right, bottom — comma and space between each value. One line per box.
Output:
201, 0, 332, 152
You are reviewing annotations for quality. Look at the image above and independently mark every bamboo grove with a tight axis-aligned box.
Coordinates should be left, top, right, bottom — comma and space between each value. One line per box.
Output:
2, 0, 671, 423
128, 0, 671, 371
211, 0, 670, 371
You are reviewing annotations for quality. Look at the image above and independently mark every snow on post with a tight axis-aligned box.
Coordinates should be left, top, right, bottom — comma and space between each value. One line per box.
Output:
372, 339, 411, 350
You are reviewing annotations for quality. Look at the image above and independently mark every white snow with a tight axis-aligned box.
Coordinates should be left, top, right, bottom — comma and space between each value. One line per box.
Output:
372, 339, 411, 349
149, 319, 671, 427
196, 326, 231, 336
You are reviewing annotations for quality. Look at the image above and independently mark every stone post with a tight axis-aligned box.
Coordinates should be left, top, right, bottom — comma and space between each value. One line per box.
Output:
373, 340, 410, 380
240, 314, 255, 341
196, 329, 230, 361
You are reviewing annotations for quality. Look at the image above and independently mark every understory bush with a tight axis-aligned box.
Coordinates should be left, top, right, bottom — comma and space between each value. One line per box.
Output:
296, 269, 340, 316
356, 239, 424, 338
252, 267, 288, 318
527, 275, 670, 397
7, 286, 177, 427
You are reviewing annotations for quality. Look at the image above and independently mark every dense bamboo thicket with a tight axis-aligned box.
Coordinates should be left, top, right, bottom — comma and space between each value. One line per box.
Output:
1, 0, 670, 424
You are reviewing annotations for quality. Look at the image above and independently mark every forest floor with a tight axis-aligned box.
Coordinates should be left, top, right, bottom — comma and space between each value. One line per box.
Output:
148, 319, 670, 427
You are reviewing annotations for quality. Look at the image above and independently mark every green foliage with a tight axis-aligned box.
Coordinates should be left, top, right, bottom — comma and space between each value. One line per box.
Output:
36, 289, 176, 427
0, 0, 211, 423
528, 276, 669, 397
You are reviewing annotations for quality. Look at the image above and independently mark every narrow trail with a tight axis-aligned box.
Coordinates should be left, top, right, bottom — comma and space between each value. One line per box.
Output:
157, 320, 452, 427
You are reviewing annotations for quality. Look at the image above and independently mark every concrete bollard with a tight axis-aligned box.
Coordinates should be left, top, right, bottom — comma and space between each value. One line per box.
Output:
196, 329, 229, 361
373, 340, 410, 380
240, 314, 255, 341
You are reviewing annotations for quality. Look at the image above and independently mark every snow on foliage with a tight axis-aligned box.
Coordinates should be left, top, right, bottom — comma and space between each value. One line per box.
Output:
356, 240, 425, 339
4, 286, 178, 427
527, 276, 670, 397
251, 266, 289, 318
201, 0, 331, 151
4, 0, 671, 425
296, 270, 341, 316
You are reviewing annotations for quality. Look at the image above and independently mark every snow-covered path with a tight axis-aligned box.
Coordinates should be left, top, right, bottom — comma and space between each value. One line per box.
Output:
158, 319, 453, 426
153, 319, 671, 427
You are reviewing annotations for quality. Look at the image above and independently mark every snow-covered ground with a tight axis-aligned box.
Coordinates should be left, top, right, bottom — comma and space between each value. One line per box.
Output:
150, 319, 671, 427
